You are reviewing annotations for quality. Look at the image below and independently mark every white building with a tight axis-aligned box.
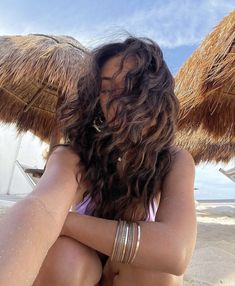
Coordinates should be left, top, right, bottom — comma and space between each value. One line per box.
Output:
0, 124, 48, 196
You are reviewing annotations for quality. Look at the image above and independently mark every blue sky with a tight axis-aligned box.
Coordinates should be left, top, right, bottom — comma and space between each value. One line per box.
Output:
0, 0, 234, 199
0, 0, 234, 74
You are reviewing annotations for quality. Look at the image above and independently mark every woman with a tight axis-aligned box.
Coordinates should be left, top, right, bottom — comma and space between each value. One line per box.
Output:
0, 37, 197, 286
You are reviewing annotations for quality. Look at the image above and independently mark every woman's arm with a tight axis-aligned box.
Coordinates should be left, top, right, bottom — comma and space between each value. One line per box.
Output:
61, 149, 197, 276
0, 196, 60, 285
0, 146, 82, 286
30, 146, 83, 227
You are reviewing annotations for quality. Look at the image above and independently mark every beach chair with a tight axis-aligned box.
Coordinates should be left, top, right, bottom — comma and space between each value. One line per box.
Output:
15, 160, 44, 188
219, 166, 235, 183
11, 161, 78, 212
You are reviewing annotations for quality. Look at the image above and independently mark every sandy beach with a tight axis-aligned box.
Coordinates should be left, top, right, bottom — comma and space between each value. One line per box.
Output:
0, 196, 235, 286
183, 200, 235, 286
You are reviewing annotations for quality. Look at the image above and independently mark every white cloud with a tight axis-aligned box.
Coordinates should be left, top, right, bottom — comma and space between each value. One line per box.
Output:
0, 0, 234, 49
129, 0, 234, 47
82, 0, 235, 48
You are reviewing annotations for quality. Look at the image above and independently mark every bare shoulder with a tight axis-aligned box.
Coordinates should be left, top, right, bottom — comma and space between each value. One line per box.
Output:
159, 146, 195, 203
165, 146, 196, 192
169, 146, 195, 170
48, 145, 80, 164
45, 145, 81, 180
50, 144, 80, 157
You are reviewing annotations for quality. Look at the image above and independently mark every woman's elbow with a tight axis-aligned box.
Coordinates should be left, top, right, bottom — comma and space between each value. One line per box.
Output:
172, 244, 195, 276
172, 255, 186, 276
157, 241, 189, 276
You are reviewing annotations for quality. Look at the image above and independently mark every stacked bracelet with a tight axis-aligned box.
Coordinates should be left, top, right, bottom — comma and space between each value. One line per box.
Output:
111, 220, 141, 264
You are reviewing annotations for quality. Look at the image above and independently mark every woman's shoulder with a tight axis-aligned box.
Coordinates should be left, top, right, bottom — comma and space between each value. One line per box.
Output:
170, 145, 194, 163
50, 143, 78, 155
48, 144, 81, 163
45, 144, 81, 179
166, 146, 195, 185
157, 146, 195, 205
164, 145, 195, 184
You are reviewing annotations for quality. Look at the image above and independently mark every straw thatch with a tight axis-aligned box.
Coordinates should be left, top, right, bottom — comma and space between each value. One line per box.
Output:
0, 34, 87, 142
175, 10, 235, 139
175, 127, 235, 165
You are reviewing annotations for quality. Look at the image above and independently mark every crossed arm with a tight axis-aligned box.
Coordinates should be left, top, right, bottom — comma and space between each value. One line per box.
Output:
0, 145, 197, 285
61, 147, 197, 275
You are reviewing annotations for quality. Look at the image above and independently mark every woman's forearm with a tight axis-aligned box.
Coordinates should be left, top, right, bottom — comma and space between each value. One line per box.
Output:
62, 212, 183, 275
0, 196, 61, 286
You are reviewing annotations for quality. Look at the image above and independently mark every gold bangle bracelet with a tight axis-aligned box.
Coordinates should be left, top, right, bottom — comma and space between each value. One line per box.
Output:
130, 222, 141, 264
119, 220, 127, 262
125, 222, 134, 263
127, 222, 137, 263
121, 222, 129, 262
116, 220, 126, 262
115, 220, 124, 262
123, 222, 131, 263
127, 222, 136, 263
111, 219, 121, 261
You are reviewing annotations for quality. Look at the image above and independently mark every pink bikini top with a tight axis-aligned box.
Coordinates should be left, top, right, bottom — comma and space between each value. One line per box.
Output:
73, 194, 158, 222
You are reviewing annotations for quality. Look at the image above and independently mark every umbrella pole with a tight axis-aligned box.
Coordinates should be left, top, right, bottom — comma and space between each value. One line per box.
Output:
47, 95, 65, 159
48, 126, 62, 157
48, 93, 65, 157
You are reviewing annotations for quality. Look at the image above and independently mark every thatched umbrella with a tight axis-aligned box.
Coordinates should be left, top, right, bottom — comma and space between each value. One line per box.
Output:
0, 34, 88, 144
175, 10, 235, 139
175, 127, 235, 165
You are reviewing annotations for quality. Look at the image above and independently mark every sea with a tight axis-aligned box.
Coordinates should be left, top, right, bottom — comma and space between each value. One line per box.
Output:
195, 158, 235, 200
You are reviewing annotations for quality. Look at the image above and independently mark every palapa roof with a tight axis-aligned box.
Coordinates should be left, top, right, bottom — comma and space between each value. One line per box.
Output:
175, 127, 235, 165
1, 21, 235, 165
175, 10, 235, 139
0, 34, 87, 142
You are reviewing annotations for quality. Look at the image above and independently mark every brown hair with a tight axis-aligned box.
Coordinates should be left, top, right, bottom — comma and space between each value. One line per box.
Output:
57, 36, 180, 221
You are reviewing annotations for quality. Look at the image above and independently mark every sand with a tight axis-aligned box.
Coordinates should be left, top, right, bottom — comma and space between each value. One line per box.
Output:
184, 200, 235, 286
0, 196, 235, 286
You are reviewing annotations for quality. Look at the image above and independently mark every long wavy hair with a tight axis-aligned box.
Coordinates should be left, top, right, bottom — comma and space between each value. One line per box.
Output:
57, 36, 180, 221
